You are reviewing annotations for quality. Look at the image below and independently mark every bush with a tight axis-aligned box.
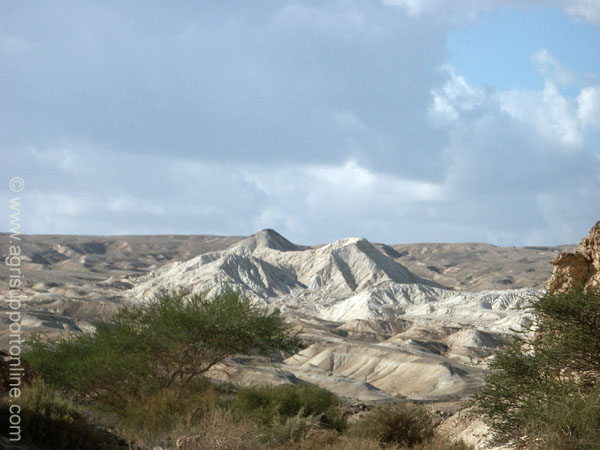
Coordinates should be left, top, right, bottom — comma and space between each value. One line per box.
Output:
233, 383, 346, 431
109, 382, 214, 445
175, 408, 261, 450
0, 381, 119, 450
25, 286, 303, 408
350, 402, 435, 446
516, 388, 600, 450
266, 412, 322, 444
473, 288, 600, 448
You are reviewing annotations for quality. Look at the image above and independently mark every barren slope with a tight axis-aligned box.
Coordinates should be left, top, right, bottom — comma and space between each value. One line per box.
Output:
0, 230, 565, 405
127, 230, 538, 403
384, 242, 573, 291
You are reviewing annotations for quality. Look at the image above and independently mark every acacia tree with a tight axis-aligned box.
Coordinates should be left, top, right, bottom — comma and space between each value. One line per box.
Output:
25, 286, 303, 407
473, 288, 600, 449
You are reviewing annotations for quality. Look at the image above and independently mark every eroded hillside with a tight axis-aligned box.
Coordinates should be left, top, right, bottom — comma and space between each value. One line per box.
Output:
0, 230, 568, 406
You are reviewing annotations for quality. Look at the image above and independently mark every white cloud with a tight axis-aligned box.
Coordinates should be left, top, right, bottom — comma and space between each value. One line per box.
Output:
383, 0, 600, 24
382, 0, 494, 22
246, 160, 444, 211
500, 82, 584, 148
431, 51, 597, 149
241, 160, 446, 242
429, 67, 487, 125
577, 86, 600, 128
382, 0, 429, 16
564, 0, 600, 24
306, 160, 444, 204
5, 133, 598, 246
497, 50, 600, 148
532, 48, 575, 85
423, 61, 600, 244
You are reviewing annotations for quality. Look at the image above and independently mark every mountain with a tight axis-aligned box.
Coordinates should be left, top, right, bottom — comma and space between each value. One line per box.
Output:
131, 230, 534, 330
131, 230, 436, 301
0, 229, 564, 407
122, 229, 541, 408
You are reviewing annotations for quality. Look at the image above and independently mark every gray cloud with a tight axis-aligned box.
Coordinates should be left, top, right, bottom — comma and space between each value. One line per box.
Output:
0, 0, 448, 177
2, 1, 599, 246
383, 0, 600, 25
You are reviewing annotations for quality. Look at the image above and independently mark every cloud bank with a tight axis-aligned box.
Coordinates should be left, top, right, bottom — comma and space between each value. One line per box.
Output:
1, 1, 599, 246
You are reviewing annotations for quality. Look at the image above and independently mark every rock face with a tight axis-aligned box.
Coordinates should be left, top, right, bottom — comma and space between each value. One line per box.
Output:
547, 221, 600, 294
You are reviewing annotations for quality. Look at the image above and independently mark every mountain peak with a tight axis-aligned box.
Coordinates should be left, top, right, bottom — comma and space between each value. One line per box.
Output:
236, 229, 300, 253
257, 228, 284, 238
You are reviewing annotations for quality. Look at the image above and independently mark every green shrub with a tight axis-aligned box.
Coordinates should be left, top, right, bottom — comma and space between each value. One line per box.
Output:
0, 382, 118, 450
90, 377, 242, 447
266, 411, 321, 444
350, 402, 435, 446
25, 286, 303, 408
473, 288, 600, 448
233, 384, 346, 432
518, 388, 600, 450
111, 383, 211, 444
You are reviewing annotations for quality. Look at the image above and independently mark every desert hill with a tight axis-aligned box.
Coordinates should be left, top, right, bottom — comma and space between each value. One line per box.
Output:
0, 229, 575, 448
130, 229, 436, 300
123, 230, 540, 404
0, 230, 570, 295
0, 230, 572, 403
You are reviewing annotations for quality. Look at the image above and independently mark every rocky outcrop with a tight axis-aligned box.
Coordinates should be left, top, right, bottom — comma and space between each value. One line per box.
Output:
547, 221, 600, 294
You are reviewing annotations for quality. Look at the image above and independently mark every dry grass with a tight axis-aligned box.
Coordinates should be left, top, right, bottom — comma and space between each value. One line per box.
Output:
349, 402, 435, 446
173, 403, 473, 450
0, 381, 118, 450
176, 408, 261, 450
8, 381, 473, 450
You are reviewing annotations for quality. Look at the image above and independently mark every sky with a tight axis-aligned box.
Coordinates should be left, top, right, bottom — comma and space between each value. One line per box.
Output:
1, 0, 599, 246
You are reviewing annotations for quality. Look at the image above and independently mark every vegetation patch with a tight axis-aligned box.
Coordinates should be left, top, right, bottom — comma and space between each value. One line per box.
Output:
18, 286, 474, 449
473, 288, 600, 449
0, 381, 120, 450
233, 383, 346, 431
350, 402, 435, 447
25, 287, 303, 407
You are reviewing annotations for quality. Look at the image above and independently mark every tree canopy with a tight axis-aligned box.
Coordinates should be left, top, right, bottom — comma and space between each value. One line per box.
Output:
473, 288, 600, 449
25, 286, 303, 407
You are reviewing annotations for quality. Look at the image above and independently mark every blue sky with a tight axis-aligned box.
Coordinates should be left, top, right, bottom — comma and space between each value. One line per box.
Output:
1, 0, 599, 245
448, 8, 600, 92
